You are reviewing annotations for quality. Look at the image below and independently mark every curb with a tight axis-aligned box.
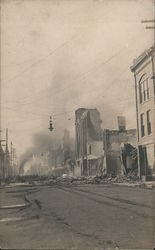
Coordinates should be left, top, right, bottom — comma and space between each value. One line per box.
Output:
112, 182, 155, 189
0, 193, 31, 210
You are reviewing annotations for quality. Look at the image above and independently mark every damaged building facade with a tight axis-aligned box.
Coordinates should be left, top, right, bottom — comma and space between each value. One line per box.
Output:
75, 108, 104, 176
103, 117, 137, 176
131, 46, 155, 181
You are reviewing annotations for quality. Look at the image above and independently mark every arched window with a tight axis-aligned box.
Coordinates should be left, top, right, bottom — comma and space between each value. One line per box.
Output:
139, 74, 149, 104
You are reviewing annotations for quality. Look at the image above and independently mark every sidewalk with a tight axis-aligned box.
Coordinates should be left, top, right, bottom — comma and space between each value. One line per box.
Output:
0, 184, 30, 209
113, 181, 155, 189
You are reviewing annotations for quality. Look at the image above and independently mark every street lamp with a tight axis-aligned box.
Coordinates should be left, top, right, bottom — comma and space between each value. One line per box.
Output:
48, 116, 54, 132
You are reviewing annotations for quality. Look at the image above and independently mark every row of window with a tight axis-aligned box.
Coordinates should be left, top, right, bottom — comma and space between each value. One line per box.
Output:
139, 75, 150, 104
140, 110, 152, 138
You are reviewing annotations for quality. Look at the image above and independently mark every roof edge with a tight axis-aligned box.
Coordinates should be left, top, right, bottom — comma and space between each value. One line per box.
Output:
130, 46, 155, 73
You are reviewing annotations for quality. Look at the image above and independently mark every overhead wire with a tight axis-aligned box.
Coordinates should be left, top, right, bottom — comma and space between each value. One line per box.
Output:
3, 27, 145, 112
2, 3, 148, 102
1, 8, 153, 125
4, 37, 127, 106
2, 30, 149, 123
2, 49, 130, 121
1, 0, 153, 148
0, 0, 117, 86
1, 46, 147, 125
2, 31, 83, 87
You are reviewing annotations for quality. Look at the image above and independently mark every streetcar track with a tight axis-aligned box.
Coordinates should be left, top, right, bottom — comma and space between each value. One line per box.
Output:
61, 185, 154, 209
55, 184, 154, 219
42, 208, 119, 248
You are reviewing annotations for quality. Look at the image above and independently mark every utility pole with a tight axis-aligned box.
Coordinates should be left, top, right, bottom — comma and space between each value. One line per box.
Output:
13, 148, 16, 176
13, 148, 15, 166
0, 130, 6, 179
5, 128, 8, 178
86, 115, 89, 176
6, 129, 8, 148
13, 148, 16, 165
10, 141, 13, 176
141, 0, 155, 47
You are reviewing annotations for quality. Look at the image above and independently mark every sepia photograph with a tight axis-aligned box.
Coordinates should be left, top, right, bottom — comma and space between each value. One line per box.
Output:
0, 0, 155, 249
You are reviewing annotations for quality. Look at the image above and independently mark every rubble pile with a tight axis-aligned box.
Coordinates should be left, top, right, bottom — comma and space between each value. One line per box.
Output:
46, 171, 140, 185
126, 169, 138, 181
20, 169, 139, 186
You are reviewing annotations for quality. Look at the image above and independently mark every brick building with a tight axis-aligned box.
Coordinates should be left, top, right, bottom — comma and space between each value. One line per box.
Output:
131, 46, 155, 180
75, 108, 104, 176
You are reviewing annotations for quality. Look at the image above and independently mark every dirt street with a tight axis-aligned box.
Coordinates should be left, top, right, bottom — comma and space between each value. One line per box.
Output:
0, 182, 154, 249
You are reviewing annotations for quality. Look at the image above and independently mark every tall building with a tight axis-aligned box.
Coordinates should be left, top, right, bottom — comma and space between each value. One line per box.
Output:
131, 46, 155, 180
75, 108, 104, 176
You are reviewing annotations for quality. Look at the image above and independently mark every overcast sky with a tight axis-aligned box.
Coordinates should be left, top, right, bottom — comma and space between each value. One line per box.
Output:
1, 0, 153, 157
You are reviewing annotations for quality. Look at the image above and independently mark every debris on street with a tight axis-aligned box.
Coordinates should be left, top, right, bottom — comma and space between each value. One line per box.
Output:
36, 171, 142, 186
